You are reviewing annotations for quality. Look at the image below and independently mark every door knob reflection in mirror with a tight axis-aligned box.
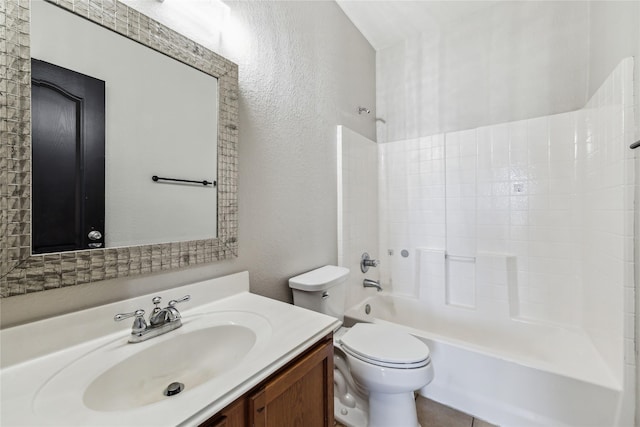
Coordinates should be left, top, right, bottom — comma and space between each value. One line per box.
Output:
88, 230, 103, 241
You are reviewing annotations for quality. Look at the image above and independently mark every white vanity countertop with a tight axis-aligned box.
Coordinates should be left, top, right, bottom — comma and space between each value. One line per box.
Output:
0, 272, 340, 426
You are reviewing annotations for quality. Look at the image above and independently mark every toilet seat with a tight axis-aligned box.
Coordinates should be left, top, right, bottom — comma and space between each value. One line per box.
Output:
339, 323, 431, 369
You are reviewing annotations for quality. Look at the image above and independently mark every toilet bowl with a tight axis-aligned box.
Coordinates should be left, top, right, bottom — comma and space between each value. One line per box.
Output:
289, 266, 434, 427
340, 323, 433, 427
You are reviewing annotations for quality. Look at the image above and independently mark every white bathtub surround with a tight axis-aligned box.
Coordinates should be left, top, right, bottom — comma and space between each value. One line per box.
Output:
416, 249, 445, 302
381, 58, 634, 322
337, 126, 380, 309
0, 272, 340, 426
378, 134, 447, 297
416, 250, 516, 317
580, 59, 636, 386
345, 294, 620, 427
339, 59, 635, 425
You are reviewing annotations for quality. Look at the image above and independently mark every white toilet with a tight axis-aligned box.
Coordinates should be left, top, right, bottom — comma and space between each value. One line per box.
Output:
289, 265, 434, 427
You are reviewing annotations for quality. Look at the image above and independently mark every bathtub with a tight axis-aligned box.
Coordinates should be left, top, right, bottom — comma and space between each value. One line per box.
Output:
343, 294, 624, 427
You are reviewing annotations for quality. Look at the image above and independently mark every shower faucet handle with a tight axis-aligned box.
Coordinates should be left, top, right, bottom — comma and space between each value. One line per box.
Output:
365, 258, 380, 267
361, 252, 380, 273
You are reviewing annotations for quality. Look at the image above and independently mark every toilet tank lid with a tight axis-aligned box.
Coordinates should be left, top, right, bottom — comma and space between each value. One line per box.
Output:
289, 265, 350, 291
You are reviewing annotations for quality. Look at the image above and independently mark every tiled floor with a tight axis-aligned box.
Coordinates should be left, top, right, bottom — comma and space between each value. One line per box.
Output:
335, 396, 498, 427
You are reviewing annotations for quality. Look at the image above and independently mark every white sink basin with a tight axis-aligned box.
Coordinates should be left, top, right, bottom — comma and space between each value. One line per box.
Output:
1, 274, 341, 426
84, 324, 256, 411
32, 311, 271, 415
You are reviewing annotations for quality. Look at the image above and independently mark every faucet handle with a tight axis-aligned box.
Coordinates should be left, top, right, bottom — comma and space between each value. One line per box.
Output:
168, 295, 191, 307
114, 309, 147, 334
151, 296, 162, 315
361, 252, 380, 273
114, 309, 145, 322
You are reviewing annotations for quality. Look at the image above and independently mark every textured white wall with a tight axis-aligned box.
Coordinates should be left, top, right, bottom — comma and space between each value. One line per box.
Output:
1, 1, 375, 326
221, 1, 376, 302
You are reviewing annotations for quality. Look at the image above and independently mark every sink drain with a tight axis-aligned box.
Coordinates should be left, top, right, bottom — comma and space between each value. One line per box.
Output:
163, 382, 185, 397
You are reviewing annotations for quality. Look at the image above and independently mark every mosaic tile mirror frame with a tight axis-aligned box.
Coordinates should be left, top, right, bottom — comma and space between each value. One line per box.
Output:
0, 0, 239, 297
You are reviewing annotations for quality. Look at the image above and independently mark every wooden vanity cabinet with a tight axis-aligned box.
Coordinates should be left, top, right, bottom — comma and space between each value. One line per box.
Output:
201, 397, 246, 427
201, 334, 334, 427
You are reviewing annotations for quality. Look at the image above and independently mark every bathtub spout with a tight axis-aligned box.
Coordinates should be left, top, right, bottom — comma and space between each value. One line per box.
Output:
363, 278, 382, 292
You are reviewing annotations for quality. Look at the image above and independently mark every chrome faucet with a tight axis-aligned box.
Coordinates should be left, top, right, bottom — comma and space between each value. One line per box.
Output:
115, 295, 191, 343
360, 252, 380, 273
363, 278, 383, 292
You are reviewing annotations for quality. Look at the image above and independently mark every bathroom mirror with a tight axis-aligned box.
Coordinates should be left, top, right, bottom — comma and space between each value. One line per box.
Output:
31, 0, 219, 253
0, 0, 238, 297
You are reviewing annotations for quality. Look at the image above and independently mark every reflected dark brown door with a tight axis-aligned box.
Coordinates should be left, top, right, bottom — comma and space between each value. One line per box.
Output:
31, 59, 105, 254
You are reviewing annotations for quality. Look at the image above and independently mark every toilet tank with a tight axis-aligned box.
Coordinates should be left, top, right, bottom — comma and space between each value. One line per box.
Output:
289, 266, 349, 321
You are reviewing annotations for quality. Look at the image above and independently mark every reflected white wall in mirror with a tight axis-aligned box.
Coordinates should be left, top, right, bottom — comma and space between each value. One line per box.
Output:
120, 0, 230, 53
31, 0, 219, 251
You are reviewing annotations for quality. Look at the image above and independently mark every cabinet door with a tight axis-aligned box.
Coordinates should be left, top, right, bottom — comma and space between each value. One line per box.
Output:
249, 338, 334, 427
200, 397, 245, 427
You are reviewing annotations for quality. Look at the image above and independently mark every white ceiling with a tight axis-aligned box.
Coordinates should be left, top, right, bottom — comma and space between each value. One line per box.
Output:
335, 1, 499, 51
